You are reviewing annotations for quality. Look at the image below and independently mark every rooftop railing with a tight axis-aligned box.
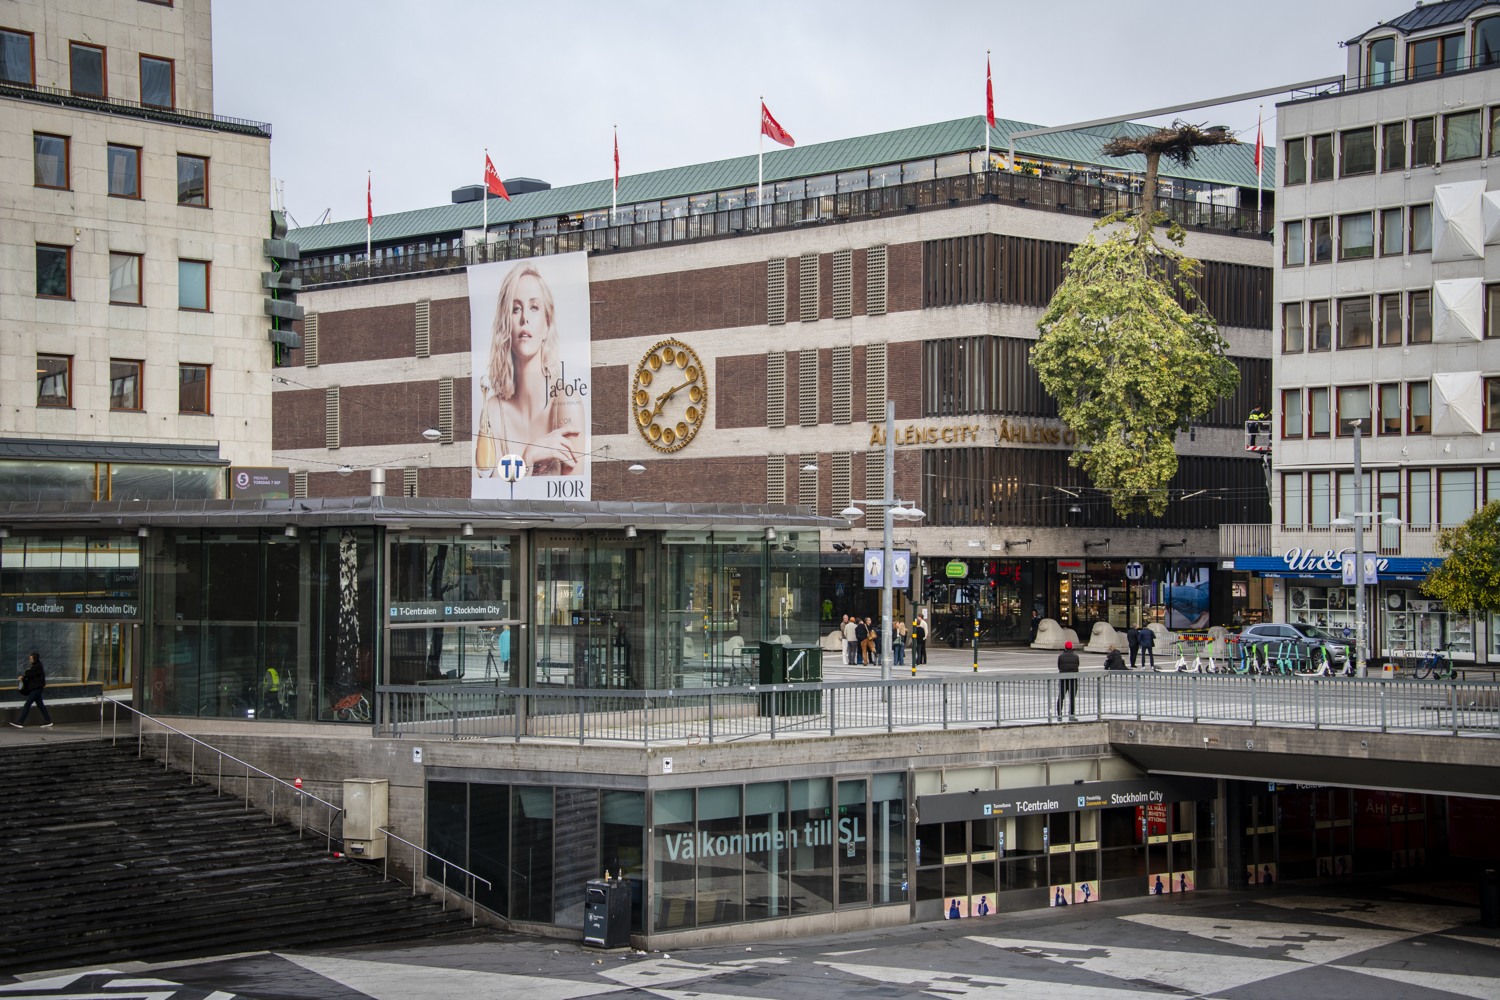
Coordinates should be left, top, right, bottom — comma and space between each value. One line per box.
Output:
295, 170, 1273, 289
0, 80, 272, 137
376, 673, 1499, 746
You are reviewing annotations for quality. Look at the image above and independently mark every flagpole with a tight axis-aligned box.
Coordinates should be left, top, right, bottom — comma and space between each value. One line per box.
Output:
611, 126, 618, 226
757, 96, 764, 227
366, 170, 372, 276
984, 50, 991, 167
1255, 105, 1264, 231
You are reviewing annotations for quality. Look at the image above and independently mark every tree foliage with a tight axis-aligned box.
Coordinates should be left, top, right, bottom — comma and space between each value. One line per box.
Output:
1031, 215, 1239, 517
1421, 499, 1500, 613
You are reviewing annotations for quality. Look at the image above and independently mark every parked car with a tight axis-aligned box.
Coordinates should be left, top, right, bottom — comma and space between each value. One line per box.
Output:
1238, 622, 1351, 666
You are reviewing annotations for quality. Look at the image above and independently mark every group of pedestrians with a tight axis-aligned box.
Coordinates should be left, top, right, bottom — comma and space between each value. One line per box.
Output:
838, 613, 928, 667
1125, 624, 1157, 670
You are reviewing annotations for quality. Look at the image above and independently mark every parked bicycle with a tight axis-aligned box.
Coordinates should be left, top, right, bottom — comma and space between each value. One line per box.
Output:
1412, 648, 1456, 680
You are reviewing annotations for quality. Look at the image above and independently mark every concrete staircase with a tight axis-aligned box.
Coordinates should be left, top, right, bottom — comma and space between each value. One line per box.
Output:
0, 740, 478, 974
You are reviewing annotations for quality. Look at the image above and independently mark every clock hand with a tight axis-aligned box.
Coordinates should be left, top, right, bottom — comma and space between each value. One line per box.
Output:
651, 380, 690, 416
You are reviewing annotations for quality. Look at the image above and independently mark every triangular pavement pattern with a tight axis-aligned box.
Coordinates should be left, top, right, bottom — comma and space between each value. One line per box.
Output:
817, 961, 1182, 1000
597, 956, 786, 989
280, 953, 627, 1000
1122, 911, 1411, 963
965, 936, 1299, 994
1258, 897, 1475, 935
1331, 964, 1500, 1000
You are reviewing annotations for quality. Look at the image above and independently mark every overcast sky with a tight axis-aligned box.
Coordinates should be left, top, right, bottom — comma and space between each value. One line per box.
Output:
213, 0, 1396, 230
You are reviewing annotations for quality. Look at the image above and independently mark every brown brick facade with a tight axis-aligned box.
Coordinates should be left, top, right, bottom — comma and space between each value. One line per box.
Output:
592, 261, 767, 340
592, 364, 627, 437
430, 296, 471, 355
714, 355, 767, 429
317, 302, 416, 364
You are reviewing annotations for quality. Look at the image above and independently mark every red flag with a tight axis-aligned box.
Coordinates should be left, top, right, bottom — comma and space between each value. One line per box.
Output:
484, 153, 510, 201
985, 55, 995, 129
366, 174, 372, 227
761, 101, 795, 147
613, 129, 620, 190
1253, 111, 1264, 179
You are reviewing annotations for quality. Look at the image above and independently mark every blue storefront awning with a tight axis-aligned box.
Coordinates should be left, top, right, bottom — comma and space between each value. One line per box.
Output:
1234, 553, 1441, 581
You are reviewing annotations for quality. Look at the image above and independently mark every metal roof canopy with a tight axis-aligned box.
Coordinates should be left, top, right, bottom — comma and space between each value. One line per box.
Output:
0, 497, 842, 533
0, 436, 228, 466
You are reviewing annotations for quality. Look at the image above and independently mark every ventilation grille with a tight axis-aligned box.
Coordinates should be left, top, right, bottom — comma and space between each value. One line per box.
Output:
832, 345, 852, 425
799, 451, 818, 508
403, 467, 419, 497
865, 342, 888, 421
832, 249, 853, 318
414, 299, 431, 358
766, 351, 787, 428
832, 452, 852, 522
325, 386, 340, 449
799, 253, 820, 322
292, 471, 308, 498
798, 350, 819, 427
303, 313, 319, 367
866, 449, 888, 513
438, 377, 455, 444
866, 245, 888, 316
767, 258, 787, 325
766, 455, 786, 505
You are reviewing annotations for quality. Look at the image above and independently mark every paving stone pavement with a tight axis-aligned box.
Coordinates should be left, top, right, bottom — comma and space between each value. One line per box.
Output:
5, 879, 1496, 1000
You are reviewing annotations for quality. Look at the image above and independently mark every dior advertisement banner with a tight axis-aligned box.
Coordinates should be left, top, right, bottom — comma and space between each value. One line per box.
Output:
470, 253, 592, 500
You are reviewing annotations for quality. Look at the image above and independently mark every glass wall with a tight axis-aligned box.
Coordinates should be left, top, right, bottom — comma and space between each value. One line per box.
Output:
387, 533, 520, 685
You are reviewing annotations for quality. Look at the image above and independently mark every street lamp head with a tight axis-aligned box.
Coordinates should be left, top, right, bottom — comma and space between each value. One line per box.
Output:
1330, 516, 1354, 527
900, 505, 926, 521
627, 463, 646, 475
1382, 516, 1403, 527
421, 427, 442, 442
840, 505, 865, 520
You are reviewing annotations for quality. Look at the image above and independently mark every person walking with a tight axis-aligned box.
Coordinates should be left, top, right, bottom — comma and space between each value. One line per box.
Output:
861, 616, 877, 665
911, 617, 927, 667
1138, 623, 1156, 670
11, 652, 53, 729
853, 617, 869, 665
1127, 625, 1140, 669
1055, 640, 1079, 720
842, 615, 859, 666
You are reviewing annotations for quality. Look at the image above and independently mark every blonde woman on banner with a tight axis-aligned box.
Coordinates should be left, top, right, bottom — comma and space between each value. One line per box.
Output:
474, 264, 581, 477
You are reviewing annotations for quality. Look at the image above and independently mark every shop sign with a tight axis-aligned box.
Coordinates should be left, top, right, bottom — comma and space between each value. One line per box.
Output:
1235, 552, 1439, 580
944, 560, 969, 579
1056, 559, 1085, 574
229, 466, 290, 499
2, 596, 140, 620
917, 776, 1216, 825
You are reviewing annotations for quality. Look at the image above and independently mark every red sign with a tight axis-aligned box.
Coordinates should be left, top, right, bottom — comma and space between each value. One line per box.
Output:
1056, 559, 1085, 574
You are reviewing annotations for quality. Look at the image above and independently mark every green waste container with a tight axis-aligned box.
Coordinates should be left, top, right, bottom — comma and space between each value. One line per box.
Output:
758, 641, 822, 715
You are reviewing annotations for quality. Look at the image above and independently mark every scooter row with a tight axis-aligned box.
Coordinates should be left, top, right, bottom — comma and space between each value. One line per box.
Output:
1145, 640, 1355, 677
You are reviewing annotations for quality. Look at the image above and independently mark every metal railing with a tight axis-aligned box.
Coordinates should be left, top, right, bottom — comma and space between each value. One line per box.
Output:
101, 696, 343, 850
377, 673, 1500, 745
0, 81, 272, 136
379, 827, 492, 927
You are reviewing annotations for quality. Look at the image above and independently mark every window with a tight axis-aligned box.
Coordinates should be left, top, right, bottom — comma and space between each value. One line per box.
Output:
69, 42, 105, 97
1408, 381, 1431, 434
36, 245, 70, 298
1409, 470, 1432, 528
179, 363, 210, 414
34, 133, 68, 189
1409, 290, 1432, 343
1311, 134, 1334, 181
110, 360, 142, 411
37, 355, 71, 408
1283, 220, 1305, 265
108, 144, 141, 198
1381, 122, 1406, 170
1412, 118, 1436, 166
177, 154, 208, 206
1338, 297, 1373, 349
1409, 32, 1463, 79
1310, 472, 1331, 526
140, 55, 173, 108
1380, 208, 1403, 256
1341, 128, 1375, 176
1379, 383, 1402, 435
1479, 17, 1500, 66
178, 259, 209, 310
1284, 138, 1306, 184
1283, 474, 1304, 528
1444, 110, 1482, 161
0, 27, 33, 85
1309, 387, 1331, 438
1338, 471, 1371, 519
1311, 217, 1332, 263
1281, 389, 1303, 439
1368, 37, 1396, 86
1485, 377, 1500, 432
1311, 300, 1332, 351
1439, 469, 1476, 526
1281, 303, 1305, 353
1380, 293, 1403, 346
1493, 106, 1500, 157
1488, 284, 1500, 339
1338, 213, 1374, 260
1337, 385, 1371, 435
109, 252, 142, 305
1409, 204, 1432, 253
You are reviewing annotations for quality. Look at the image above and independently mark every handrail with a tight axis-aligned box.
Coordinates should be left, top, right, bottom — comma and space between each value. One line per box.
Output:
100, 696, 343, 852
379, 826, 492, 927
0, 80, 272, 136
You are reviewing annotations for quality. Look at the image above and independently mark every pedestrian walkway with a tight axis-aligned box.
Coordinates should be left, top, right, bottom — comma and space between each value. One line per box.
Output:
5, 879, 1493, 999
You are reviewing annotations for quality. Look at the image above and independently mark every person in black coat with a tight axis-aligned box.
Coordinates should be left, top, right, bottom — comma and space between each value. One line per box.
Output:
1138, 624, 1156, 669
1127, 626, 1140, 668
1055, 641, 1079, 719
11, 652, 53, 728
1104, 647, 1126, 671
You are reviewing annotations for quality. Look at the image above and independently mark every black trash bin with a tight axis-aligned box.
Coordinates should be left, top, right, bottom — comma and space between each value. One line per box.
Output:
583, 876, 632, 948
758, 641, 822, 715
1481, 869, 1500, 929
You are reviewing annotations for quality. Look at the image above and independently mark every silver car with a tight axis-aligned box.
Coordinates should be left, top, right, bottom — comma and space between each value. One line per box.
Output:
1239, 622, 1350, 665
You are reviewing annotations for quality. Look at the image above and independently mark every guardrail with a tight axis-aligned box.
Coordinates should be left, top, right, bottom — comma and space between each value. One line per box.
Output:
379, 826, 492, 927
377, 673, 1500, 745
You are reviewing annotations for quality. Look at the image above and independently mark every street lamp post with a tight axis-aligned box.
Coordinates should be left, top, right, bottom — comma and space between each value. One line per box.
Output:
1332, 419, 1403, 676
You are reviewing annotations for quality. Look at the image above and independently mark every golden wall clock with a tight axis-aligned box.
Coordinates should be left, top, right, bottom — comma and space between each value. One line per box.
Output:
633, 339, 707, 453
